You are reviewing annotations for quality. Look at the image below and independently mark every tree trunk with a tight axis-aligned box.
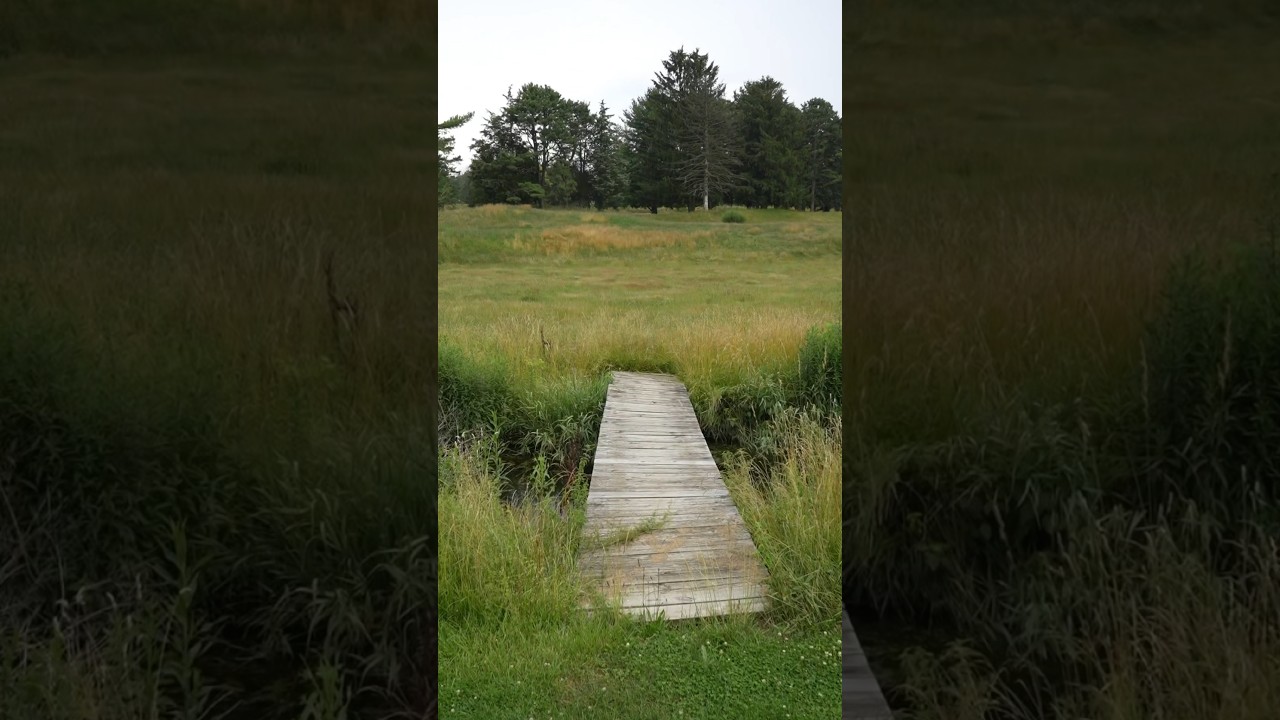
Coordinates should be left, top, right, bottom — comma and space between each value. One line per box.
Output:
703, 130, 710, 211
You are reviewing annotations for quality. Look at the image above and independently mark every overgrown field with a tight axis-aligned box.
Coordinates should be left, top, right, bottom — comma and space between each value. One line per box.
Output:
847, 13, 1280, 720
438, 205, 843, 718
0, 57, 434, 717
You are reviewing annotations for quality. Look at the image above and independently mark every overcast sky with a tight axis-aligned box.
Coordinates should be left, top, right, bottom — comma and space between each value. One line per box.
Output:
438, 0, 841, 171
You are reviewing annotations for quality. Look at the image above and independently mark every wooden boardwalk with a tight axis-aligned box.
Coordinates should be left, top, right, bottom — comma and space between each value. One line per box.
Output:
843, 608, 893, 718
577, 371, 769, 620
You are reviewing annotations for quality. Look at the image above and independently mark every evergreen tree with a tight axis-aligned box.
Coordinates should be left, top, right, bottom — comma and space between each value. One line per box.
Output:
504, 83, 574, 204
469, 106, 537, 205
555, 99, 593, 206
545, 161, 576, 206
588, 102, 626, 209
800, 98, 842, 211
437, 112, 473, 207
654, 48, 738, 211
733, 77, 803, 208
461, 62, 837, 213
623, 88, 679, 213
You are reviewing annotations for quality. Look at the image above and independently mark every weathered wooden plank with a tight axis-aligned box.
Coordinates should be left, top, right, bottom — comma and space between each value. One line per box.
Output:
579, 563, 763, 586
844, 609, 894, 719
590, 472, 723, 481
581, 511, 741, 528
585, 491, 731, 501
592, 463, 720, 471
609, 582, 764, 610
591, 464, 718, 472
580, 537, 758, 563
579, 371, 770, 621
585, 493, 730, 505
584, 498, 742, 511
599, 419, 703, 427
589, 478, 722, 486
594, 448, 712, 457
579, 541, 763, 569
600, 408, 698, 417
583, 518, 746, 534
586, 480, 723, 489
595, 436, 711, 444
587, 597, 767, 621
591, 459, 714, 466
581, 522, 754, 546
587, 484, 725, 495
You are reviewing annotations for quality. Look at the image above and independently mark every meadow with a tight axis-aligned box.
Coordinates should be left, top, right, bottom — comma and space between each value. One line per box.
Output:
0, 53, 436, 717
437, 204, 844, 718
847, 9, 1280, 719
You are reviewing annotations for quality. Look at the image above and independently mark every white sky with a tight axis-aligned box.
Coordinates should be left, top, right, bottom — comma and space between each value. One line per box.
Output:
438, 0, 842, 171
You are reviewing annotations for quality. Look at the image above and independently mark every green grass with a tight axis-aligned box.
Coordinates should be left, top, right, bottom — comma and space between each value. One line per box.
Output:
848, 10, 1280, 719
440, 617, 841, 719
438, 204, 842, 718
0, 50, 433, 718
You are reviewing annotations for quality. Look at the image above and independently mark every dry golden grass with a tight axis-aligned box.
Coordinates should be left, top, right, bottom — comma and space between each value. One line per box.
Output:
471, 203, 532, 217
512, 225, 713, 254
444, 306, 830, 392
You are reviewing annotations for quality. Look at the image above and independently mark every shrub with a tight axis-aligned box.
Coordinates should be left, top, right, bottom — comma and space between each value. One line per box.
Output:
721, 210, 745, 223
1140, 237, 1280, 517
796, 322, 841, 410
438, 340, 513, 442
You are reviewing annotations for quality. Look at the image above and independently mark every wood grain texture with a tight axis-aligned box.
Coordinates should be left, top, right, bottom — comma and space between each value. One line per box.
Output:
578, 371, 769, 621
843, 608, 893, 719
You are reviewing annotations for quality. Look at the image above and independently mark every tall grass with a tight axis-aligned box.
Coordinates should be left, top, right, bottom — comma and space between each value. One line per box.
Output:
847, 17, 1280, 713
724, 410, 842, 625
0, 56, 435, 716
848, 220, 1280, 717
438, 435, 585, 630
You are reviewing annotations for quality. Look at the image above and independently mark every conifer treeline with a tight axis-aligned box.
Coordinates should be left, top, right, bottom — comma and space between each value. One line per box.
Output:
439, 47, 842, 211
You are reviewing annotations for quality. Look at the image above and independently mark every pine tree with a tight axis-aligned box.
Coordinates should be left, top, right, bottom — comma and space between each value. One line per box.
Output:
587, 102, 626, 209
469, 105, 536, 205
437, 112, 473, 207
504, 83, 571, 204
733, 77, 803, 208
623, 88, 679, 213
658, 49, 739, 211
800, 98, 842, 211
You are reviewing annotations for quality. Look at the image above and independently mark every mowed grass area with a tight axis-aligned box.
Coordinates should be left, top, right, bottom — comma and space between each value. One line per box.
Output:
0, 57, 434, 717
847, 14, 1280, 720
438, 205, 843, 718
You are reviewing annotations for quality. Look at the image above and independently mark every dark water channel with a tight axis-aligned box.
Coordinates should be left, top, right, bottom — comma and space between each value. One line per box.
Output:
496, 440, 745, 507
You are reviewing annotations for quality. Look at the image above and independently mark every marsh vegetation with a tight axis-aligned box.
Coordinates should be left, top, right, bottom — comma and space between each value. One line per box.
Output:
848, 5, 1280, 718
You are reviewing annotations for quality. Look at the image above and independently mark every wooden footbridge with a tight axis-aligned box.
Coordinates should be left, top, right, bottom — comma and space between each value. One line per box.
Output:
577, 371, 768, 620
844, 608, 894, 718
576, 370, 893, 715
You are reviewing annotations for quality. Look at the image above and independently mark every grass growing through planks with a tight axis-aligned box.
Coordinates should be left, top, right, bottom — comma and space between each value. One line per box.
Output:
438, 204, 843, 718
846, 8, 1280, 718
579, 514, 671, 553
